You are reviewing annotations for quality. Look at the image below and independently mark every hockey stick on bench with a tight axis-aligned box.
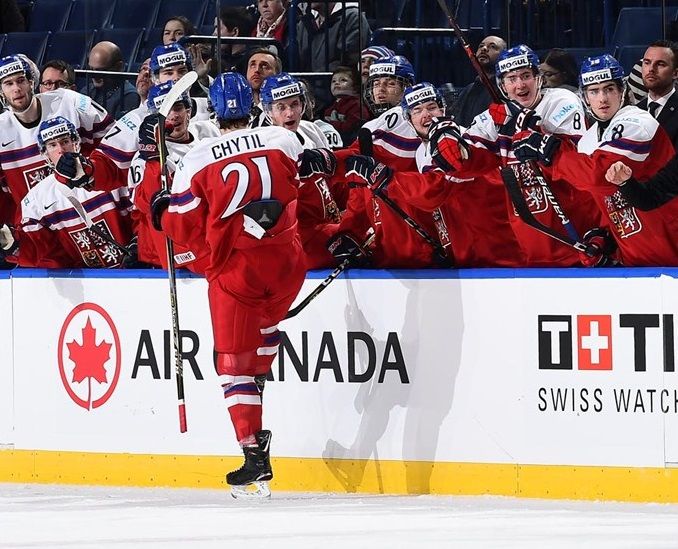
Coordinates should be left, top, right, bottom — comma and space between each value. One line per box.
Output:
156, 70, 198, 433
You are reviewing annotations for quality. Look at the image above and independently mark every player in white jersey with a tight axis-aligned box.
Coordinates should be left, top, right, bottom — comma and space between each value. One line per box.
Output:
0, 116, 133, 268
0, 55, 113, 217
128, 80, 219, 271
94, 43, 208, 172
150, 72, 306, 498
429, 44, 601, 267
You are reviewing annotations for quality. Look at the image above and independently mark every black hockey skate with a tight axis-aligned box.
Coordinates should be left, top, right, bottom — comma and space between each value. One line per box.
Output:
227, 430, 273, 499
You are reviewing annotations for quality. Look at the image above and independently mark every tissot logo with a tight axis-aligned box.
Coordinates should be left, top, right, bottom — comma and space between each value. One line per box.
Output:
538, 313, 674, 372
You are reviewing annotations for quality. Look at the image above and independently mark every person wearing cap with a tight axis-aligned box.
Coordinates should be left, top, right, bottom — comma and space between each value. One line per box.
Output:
127, 81, 219, 272
429, 44, 601, 267
517, 54, 678, 266
0, 115, 134, 268
449, 35, 506, 127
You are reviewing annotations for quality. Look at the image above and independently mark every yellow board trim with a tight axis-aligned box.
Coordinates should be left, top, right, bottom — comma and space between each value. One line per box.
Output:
2, 450, 678, 502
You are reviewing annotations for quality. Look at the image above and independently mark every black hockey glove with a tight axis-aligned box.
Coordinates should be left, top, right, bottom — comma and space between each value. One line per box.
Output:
298, 148, 337, 178
0, 224, 18, 258
138, 114, 169, 162
579, 227, 618, 268
150, 189, 171, 231
54, 152, 95, 189
513, 130, 560, 166
326, 232, 371, 268
345, 155, 392, 194
428, 117, 470, 172
120, 235, 141, 268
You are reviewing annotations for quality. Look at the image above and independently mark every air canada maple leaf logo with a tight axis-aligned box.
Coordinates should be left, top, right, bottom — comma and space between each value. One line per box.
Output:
58, 303, 121, 410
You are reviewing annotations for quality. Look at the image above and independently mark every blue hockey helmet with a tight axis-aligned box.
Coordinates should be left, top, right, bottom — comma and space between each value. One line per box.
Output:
361, 45, 396, 61
260, 72, 304, 110
146, 80, 191, 113
579, 54, 625, 89
37, 116, 79, 152
401, 82, 446, 120
495, 44, 540, 79
209, 72, 253, 121
366, 55, 416, 115
149, 43, 192, 76
0, 54, 34, 83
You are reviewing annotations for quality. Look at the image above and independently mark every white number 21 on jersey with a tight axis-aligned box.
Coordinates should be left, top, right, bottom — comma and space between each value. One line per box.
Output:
220, 156, 272, 219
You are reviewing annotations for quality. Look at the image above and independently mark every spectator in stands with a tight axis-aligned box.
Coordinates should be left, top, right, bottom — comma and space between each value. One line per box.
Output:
246, 48, 282, 127
82, 41, 140, 120
0, 0, 24, 33
135, 58, 152, 103
253, 0, 289, 49
638, 39, 678, 150
539, 48, 579, 92
449, 35, 506, 128
359, 45, 394, 86
323, 65, 370, 144
208, 6, 256, 76
296, 2, 370, 108
162, 15, 196, 45
298, 78, 342, 148
39, 60, 77, 93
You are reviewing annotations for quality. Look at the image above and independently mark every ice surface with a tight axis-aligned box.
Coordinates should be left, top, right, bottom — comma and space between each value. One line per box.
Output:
1, 483, 678, 548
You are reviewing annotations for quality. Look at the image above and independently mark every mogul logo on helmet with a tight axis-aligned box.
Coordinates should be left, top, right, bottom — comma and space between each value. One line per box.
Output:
405, 87, 437, 106
497, 54, 530, 75
0, 61, 24, 80
40, 123, 71, 143
157, 51, 186, 68
271, 83, 302, 101
152, 94, 166, 110
581, 68, 614, 86
369, 63, 396, 77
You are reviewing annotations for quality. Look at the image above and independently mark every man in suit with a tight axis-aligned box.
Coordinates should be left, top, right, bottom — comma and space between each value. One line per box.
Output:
639, 39, 678, 150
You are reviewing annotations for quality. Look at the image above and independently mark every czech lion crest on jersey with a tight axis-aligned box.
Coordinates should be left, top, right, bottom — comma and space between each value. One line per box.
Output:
68, 220, 124, 267
23, 164, 50, 191
604, 191, 642, 238
512, 162, 549, 215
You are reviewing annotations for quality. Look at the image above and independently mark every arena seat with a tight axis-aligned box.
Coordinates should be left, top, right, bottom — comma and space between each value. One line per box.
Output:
0, 32, 50, 67
92, 28, 145, 71
154, 0, 208, 30
108, 0, 160, 30
64, 0, 114, 31
610, 7, 678, 47
43, 30, 94, 68
28, 0, 73, 33
616, 45, 648, 75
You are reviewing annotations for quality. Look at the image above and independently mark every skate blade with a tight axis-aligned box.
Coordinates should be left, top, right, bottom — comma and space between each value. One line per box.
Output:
230, 481, 271, 500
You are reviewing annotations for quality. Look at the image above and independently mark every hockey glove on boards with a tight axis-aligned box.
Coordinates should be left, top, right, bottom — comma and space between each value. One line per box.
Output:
579, 227, 618, 268
150, 189, 171, 231
326, 232, 371, 268
512, 130, 560, 166
345, 155, 392, 194
54, 153, 95, 189
427, 117, 470, 172
298, 148, 337, 178
138, 114, 170, 162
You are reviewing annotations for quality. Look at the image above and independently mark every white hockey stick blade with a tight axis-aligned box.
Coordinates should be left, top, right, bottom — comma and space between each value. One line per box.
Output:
230, 481, 271, 500
54, 184, 94, 228
159, 71, 198, 118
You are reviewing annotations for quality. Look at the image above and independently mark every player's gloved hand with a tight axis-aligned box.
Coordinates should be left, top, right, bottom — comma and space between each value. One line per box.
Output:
298, 148, 337, 178
428, 117, 470, 172
138, 114, 169, 162
489, 101, 541, 130
579, 227, 618, 268
326, 232, 371, 268
120, 235, 140, 268
345, 154, 392, 194
513, 130, 560, 166
0, 224, 18, 258
150, 189, 171, 231
54, 152, 95, 189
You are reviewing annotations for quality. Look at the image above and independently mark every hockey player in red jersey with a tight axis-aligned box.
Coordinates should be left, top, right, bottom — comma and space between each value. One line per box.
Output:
151, 72, 306, 498
128, 81, 219, 272
259, 72, 343, 268
516, 54, 678, 265
428, 44, 602, 267
0, 116, 133, 268
0, 55, 113, 213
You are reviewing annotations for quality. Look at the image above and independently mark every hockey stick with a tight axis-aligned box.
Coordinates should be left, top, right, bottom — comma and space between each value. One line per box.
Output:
501, 166, 600, 256
285, 229, 376, 320
357, 128, 450, 266
157, 70, 197, 433
54, 184, 132, 257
